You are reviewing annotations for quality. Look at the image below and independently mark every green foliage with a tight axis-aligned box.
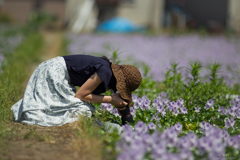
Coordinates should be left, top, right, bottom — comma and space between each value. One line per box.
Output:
160, 61, 239, 132
109, 49, 122, 64
133, 62, 162, 99
27, 11, 57, 31
136, 77, 160, 99
0, 32, 44, 123
164, 62, 183, 98
0, 12, 12, 24
164, 61, 232, 107
142, 63, 151, 77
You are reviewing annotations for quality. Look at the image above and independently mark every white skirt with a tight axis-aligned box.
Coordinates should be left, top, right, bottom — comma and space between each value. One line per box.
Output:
11, 57, 95, 126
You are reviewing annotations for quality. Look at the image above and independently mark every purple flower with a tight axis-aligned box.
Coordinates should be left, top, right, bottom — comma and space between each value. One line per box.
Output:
180, 107, 188, 114
157, 107, 166, 117
151, 114, 161, 122
142, 133, 155, 146
100, 104, 107, 110
67, 33, 240, 83
143, 99, 150, 106
213, 142, 225, 154
228, 108, 236, 117
130, 139, 146, 151
141, 95, 148, 100
227, 136, 240, 149
160, 91, 167, 98
122, 123, 132, 132
235, 111, 240, 118
132, 94, 137, 101
134, 130, 144, 140
117, 152, 130, 160
195, 106, 200, 113
0, 54, 4, 62
178, 136, 190, 149
200, 121, 211, 131
218, 106, 225, 114
187, 132, 197, 149
205, 99, 214, 110
165, 128, 178, 140
231, 104, 238, 111
106, 104, 113, 112
222, 129, 229, 141
151, 143, 166, 158
100, 103, 113, 112
111, 108, 120, 117
148, 122, 156, 130
130, 107, 136, 116
115, 140, 128, 152
152, 98, 159, 108
133, 97, 142, 109
169, 101, 178, 108
205, 122, 211, 130
133, 101, 141, 109
180, 149, 194, 160
177, 98, 184, 106
162, 98, 169, 106
129, 150, 146, 160
198, 137, 213, 152
122, 130, 133, 143
167, 104, 173, 112
227, 136, 237, 148
157, 123, 162, 128
140, 98, 151, 110
205, 126, 221, 138
135, 121, 148, 133
160, 110, 166, 117
172, 107, 180, 116
225, 117, 235, 129
174, 122, 182, 134
204, 104, 210, 110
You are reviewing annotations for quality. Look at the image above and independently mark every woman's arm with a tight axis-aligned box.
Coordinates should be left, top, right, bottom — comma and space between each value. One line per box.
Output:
75, 72, 127, 108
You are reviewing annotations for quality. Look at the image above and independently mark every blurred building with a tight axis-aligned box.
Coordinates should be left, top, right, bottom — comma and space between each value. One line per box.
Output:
0, 0, 66, 26
118, 0, 164, 29
164, 0, 240, 33
66, 0, 240, 33
228, 0, 240, 32
66, 0, 164, 33
0, 0, 240, 33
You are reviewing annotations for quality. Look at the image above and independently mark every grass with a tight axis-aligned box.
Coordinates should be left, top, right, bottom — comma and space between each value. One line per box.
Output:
72, 116, 119, 160
59, 34, 70, 56
0, 31, 44, 155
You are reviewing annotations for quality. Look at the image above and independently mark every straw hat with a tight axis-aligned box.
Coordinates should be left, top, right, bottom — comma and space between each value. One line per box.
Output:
111, 63, 142, 106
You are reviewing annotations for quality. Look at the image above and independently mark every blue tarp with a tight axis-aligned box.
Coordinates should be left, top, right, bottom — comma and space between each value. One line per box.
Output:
96, 17, 145, 33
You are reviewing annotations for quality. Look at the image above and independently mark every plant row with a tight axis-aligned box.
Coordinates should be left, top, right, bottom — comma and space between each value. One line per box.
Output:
95, 60, 240, 160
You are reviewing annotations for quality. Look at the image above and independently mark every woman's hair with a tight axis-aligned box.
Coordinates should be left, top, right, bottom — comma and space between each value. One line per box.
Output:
101, 56, 117, 93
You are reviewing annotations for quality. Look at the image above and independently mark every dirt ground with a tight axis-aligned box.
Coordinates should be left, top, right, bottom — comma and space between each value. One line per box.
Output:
1, 31, 87, 160
3, 122, 78, 160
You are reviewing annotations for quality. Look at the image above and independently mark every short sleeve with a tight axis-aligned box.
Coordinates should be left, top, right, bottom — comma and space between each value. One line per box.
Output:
93, 64, 113, 94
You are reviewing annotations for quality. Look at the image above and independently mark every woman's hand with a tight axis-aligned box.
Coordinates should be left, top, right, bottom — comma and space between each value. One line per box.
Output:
111, 93, 128, 110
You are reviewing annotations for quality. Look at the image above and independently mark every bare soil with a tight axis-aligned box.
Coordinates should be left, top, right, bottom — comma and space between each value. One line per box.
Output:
3, 122, 78, 160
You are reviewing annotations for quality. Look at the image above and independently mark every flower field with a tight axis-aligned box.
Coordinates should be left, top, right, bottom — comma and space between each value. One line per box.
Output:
67, 33, 240, 86
67, 33, 240, 160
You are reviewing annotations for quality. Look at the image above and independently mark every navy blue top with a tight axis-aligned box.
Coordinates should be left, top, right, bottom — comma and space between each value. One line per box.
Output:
63, 55, 113, 95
